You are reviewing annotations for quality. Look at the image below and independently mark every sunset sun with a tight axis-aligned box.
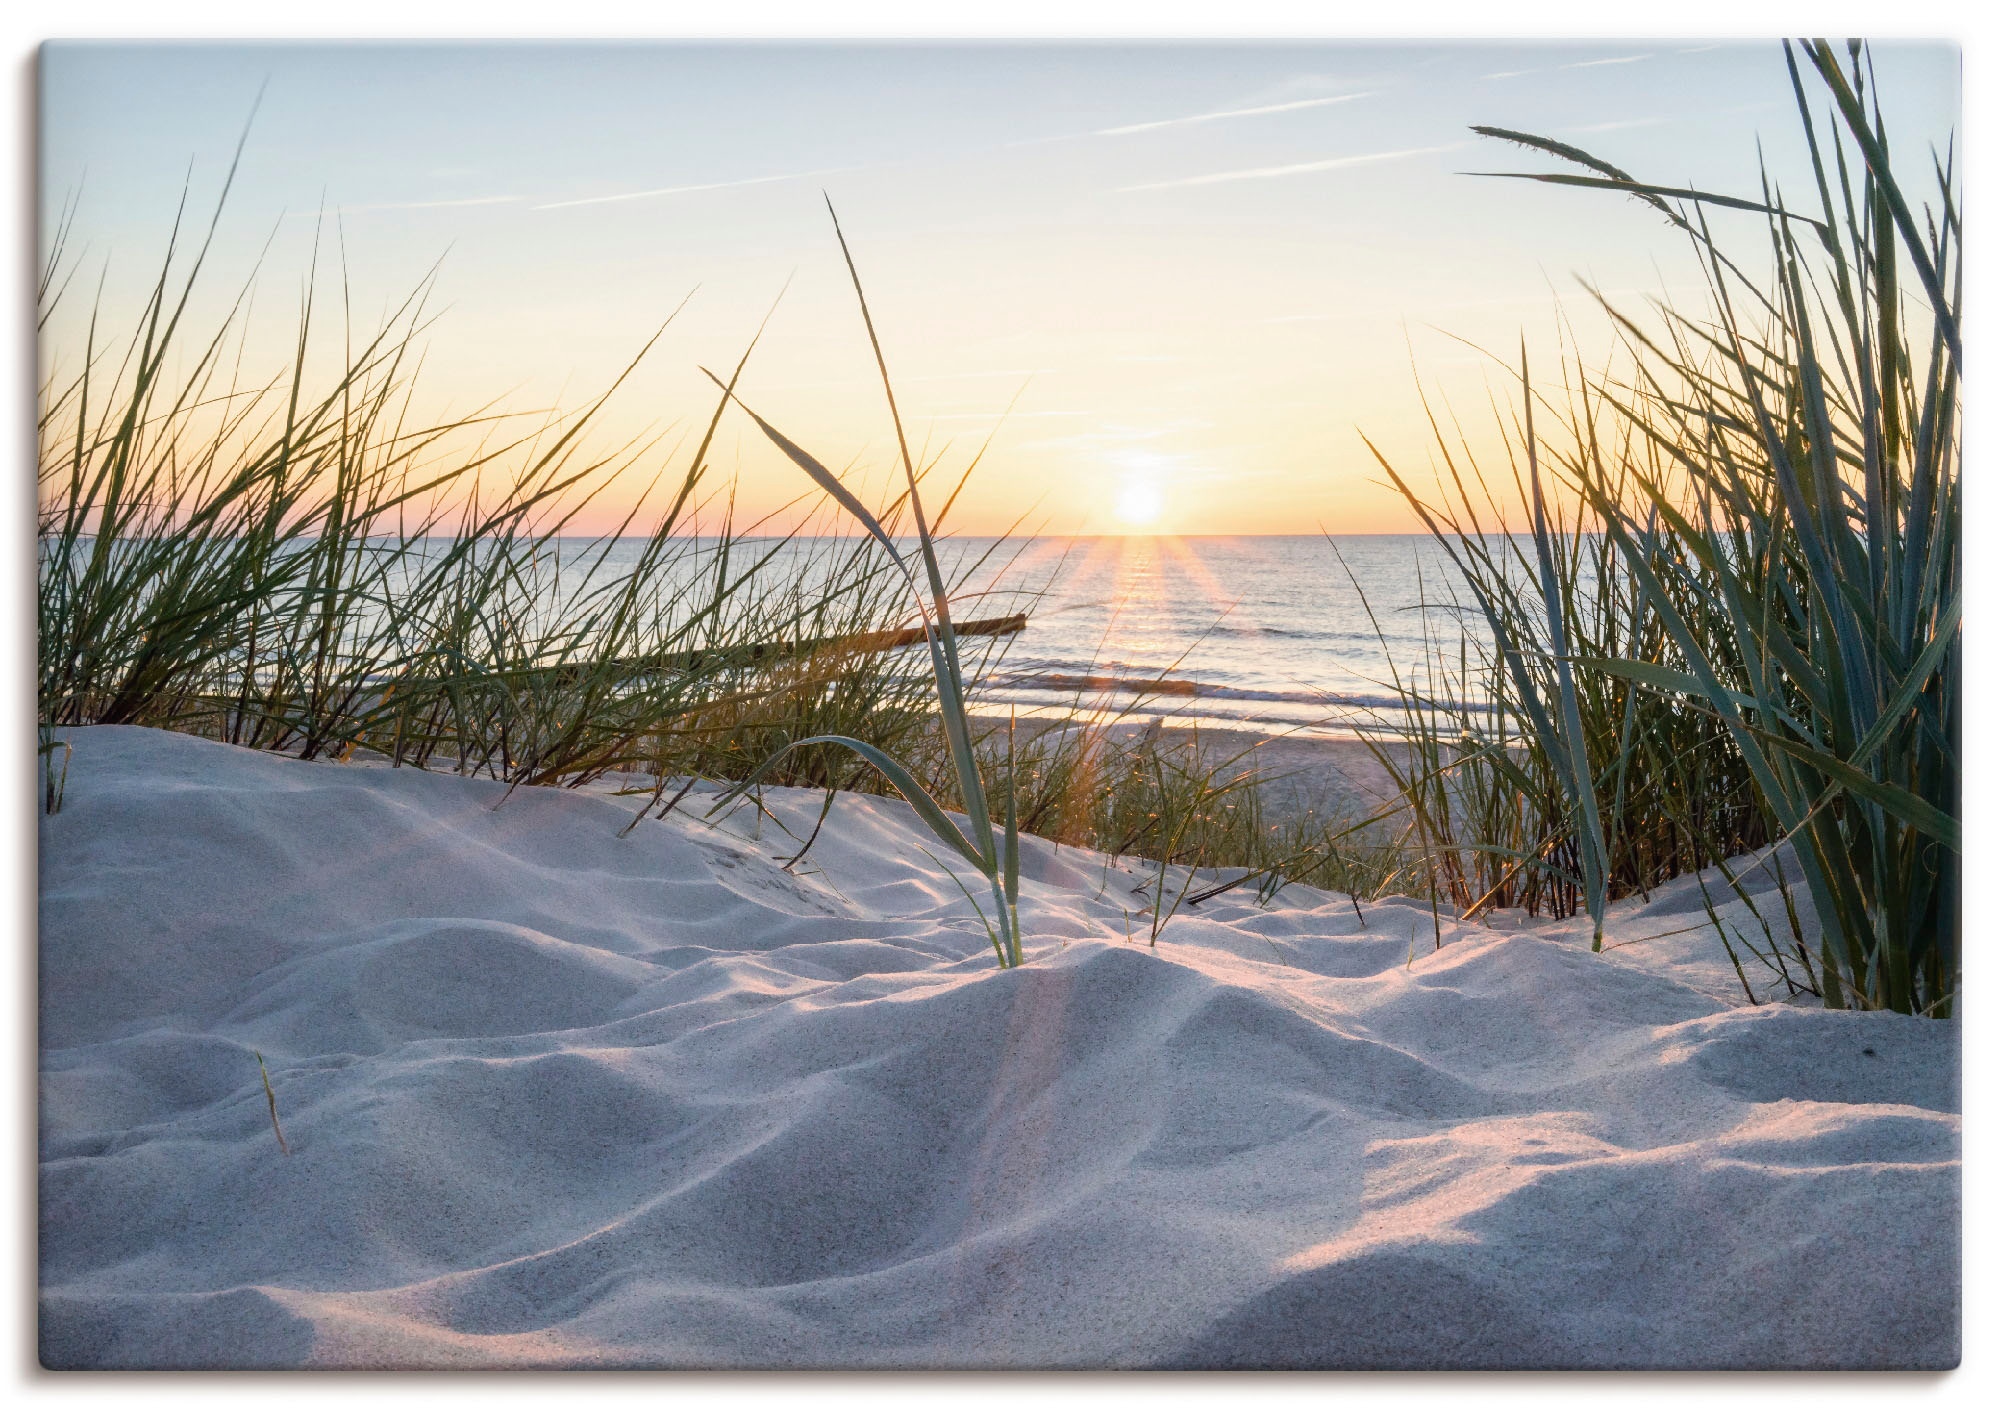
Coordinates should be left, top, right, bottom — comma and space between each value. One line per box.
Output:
1114, 476, 1165, 527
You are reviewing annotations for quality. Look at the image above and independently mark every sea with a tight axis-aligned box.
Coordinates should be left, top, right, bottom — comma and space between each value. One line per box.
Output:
67, 531, 1502, 741
912, 536, 1472, 736
910, 535, 1489, 737
491, 533, 1495, 739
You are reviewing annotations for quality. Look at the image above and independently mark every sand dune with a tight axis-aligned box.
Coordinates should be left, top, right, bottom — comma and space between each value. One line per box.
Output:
38, 726, 1958, 1369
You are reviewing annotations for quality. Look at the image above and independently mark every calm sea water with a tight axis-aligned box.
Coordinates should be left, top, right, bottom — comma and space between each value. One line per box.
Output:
499, 533, 1492, 738
947, 535, 1483, 736
81, 522, 1539, 736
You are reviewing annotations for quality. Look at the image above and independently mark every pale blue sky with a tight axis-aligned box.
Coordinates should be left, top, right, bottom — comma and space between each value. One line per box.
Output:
39, 41, 1960, 533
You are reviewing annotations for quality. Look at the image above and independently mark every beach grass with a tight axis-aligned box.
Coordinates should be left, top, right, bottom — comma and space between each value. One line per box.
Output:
1369, 40, 1958, 1014
34, 161, 1002, 811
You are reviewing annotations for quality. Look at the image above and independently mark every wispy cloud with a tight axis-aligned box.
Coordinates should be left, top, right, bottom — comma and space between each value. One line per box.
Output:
1248, 72, 1395, 100
1118, 142, 1467, 194
1556, 100, 1778, 140
1560, 116, 1670, 135
1255, 281, 1712, 328
1564, 54, 1654, 71
297, 194, 521, 217
921, 410, 1089, 422
1415, 283, 1713, 317
756, 368, 1056, 394
1485, 52, 1656, 81
1019, 419, 1214, 452
1095, 92, 1372, 137
533, 167, 853, 211
907, 368, 1057, 384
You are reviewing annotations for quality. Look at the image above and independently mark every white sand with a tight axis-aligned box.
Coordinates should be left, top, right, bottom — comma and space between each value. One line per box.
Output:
38, 725, 1958, 1369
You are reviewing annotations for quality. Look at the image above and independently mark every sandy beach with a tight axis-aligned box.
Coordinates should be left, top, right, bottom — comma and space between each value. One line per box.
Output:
37, 725, 1958, 1369
1140, 722, 1410, 821
1000, 715, 1412, 825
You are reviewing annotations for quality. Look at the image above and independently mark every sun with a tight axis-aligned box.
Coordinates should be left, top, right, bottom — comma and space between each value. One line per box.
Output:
1114, 476, 1165, 528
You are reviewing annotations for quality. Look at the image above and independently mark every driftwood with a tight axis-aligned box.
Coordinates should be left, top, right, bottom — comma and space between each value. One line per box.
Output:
606, 613, 1028, 677
358, 615, 1030, 697
1010, 672, 1199, 697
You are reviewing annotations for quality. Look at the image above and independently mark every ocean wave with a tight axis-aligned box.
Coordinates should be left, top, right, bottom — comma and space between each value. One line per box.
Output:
975, 671, 1494, 715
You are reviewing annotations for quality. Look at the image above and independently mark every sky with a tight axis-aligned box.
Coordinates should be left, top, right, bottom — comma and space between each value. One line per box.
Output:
38, 40, 1960, 536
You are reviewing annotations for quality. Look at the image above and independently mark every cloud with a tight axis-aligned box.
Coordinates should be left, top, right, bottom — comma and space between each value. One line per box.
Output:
1002, 84, 1376, 151
1555, 100, 1777, 140
921, 410, 1089, 422
297, 194, 521, 217
1118, 142, 1467, 194
1256, 282, 1709, 329
756, 368, 1056, 394
1018, 419, 1214, 452
1095, 92, 1372, 137
533, 166, 853, 211
1248, 71, 1391, 99
1485, 52, 1656, 81
1560, 116, 1670, 135
905, 368, 1057, 383
1563, 54, 1654, 71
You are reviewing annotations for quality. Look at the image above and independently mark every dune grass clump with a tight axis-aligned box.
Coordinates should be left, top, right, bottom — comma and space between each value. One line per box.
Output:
1356, 363, 1774, 940
35, 158, 981, 802
1371, 40, 1958, 1013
